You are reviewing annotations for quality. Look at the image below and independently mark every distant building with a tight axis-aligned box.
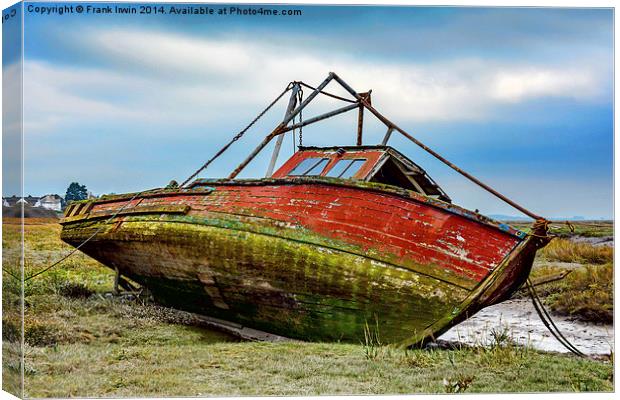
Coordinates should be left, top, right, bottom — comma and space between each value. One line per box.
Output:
3, 194, 65, 211
3, 195, 40, 207
34, 194, 65, 211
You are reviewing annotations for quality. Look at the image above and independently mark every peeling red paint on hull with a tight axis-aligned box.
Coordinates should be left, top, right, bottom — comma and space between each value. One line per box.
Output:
60, 179, 544, 346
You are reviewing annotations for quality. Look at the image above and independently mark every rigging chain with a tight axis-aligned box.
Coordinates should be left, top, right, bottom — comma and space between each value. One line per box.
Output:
292, 119, 297, 152
298, 87, 304, 147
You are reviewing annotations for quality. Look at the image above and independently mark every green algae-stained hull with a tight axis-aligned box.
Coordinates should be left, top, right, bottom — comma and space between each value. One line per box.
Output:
60, 178, 548, 346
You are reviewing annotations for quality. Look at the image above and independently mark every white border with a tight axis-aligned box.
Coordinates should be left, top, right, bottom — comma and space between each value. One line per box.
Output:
0, 1, 615, 400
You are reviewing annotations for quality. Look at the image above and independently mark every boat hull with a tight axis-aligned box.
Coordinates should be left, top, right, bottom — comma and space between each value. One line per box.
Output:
60, 179, 546, 346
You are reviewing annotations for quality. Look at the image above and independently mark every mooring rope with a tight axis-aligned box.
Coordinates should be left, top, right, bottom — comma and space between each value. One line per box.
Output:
525, 279, 587, 357
2, 267, 19, 281
526, 220, 588, 239
23, 192, 142, 282
524, 219, 554, 239
520, 220, 587, 357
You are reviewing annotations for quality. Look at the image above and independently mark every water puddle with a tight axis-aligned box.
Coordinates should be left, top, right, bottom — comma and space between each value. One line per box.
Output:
440, 298, 614, 355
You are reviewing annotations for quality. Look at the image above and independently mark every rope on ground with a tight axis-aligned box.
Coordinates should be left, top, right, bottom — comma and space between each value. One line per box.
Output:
179, 83, 294, 188
525, 278, 587, 358
24, 192, 142, 282
2, 267, 20, 281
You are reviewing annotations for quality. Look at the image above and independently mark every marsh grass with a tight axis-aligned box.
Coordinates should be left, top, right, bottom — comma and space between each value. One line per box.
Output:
512, 221, 613, 238
3, 220, 614, 396
23, 327, 614, 397
539, 238, 613, 264
362, 318, 382, 360
535, 263, 613, 323
528, 233, 613, 324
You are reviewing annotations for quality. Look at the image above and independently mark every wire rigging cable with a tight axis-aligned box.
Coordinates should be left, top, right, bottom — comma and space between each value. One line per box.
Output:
297, 81, 356, 103
179, 83, 294, 188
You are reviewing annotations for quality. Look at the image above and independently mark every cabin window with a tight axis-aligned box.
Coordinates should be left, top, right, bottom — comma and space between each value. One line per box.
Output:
289, 157, 330, 176
369, 158, 420, 192
326, 159, 366, 179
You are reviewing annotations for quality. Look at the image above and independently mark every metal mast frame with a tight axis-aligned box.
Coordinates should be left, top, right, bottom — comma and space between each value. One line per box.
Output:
219, 72, 542, 220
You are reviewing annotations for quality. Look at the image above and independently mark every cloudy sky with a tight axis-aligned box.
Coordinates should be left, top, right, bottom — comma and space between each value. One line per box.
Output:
2, 2, 614, 219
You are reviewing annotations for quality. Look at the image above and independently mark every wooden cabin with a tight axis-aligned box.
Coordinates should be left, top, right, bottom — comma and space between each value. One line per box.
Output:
272, 146, 451, 202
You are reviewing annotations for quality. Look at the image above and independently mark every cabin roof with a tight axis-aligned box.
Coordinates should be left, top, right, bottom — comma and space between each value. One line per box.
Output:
297, 145, 388, 151
272, 145, 451, 202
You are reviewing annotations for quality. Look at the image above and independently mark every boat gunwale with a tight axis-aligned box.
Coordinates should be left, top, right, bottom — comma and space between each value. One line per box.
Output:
62, 177, 527, 239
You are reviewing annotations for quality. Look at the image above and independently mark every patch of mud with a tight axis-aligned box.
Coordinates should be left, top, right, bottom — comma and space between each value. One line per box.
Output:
533, 260, 584, 270
570, 235, 614, 247
440, 298, 613, 355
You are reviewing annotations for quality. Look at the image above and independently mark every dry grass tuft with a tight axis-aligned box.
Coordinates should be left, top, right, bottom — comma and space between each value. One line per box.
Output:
539, 239, 612, 264
528, 263, 613, 323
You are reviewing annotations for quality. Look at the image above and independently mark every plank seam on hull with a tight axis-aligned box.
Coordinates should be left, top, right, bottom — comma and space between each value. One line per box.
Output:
199, 212, 495, 279
64, 216, 476, 291
61, 204, 190, 224
186, 206, 496, 272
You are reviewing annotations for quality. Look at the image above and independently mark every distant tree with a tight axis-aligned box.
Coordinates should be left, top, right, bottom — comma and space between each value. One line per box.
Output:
65, 182, 88, 202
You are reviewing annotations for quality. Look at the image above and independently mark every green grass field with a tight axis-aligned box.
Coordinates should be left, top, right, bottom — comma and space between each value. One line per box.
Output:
2, 218, 614, 396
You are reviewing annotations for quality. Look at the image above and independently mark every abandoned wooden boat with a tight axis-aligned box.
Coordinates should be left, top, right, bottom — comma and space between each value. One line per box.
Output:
60, 73, 550, 347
